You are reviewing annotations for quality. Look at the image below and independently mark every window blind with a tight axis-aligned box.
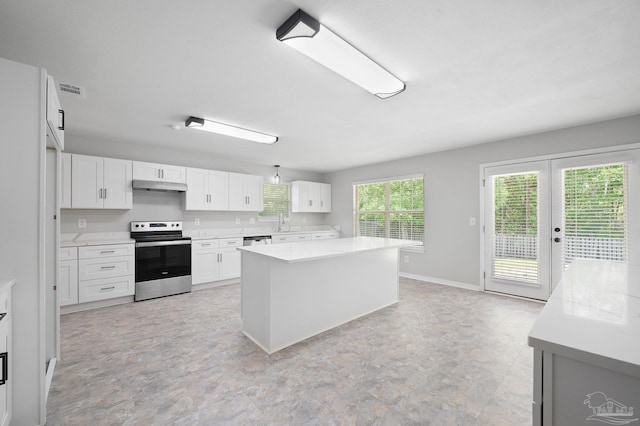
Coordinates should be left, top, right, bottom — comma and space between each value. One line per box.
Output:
259, 183, 290, 218
354, 177, 424, 243
492, 172, 539, 283
562, 163, 627, 269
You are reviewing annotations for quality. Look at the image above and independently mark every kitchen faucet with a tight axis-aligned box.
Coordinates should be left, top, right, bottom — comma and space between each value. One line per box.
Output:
277, 213, 284, 232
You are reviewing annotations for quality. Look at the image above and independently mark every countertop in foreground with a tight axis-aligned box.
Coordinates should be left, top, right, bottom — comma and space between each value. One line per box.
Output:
237, 236, 420, 263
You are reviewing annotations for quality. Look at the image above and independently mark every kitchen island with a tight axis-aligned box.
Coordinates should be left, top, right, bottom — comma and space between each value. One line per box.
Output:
528, 260, 640, 425
238, 236, 419, 354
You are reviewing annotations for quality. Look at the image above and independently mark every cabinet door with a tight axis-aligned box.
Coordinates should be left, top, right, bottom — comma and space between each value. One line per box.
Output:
245, 174, 264, 211
0, 320, 7, 426
132, 161, 162, 181
46, 75, 64, 150
292, 181, 312, 212
228, 172, 247, 211
72, 154, 104, 208
103, 158, 132, 209
208, 170, 229, 210
60, 152, 72, 208
219, 247, 241, 280
320, 183, 331, 213
160, 165, 187, 183
185, 167, 209, 211
59, 259, 78, 306
192, 245, 220, 284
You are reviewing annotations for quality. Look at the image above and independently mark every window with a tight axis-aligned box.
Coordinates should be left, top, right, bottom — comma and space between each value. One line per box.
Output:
259, 183, 290, 219
354, 176, 424, 246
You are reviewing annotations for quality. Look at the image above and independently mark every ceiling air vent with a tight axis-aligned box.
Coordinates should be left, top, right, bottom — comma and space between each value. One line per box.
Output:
57, 82, 86, 99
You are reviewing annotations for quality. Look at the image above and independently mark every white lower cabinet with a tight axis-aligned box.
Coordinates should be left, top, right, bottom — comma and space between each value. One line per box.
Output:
59, 247, 78, 306
192, 238, 242, 284
76, 243, 135, 303
272, 231, 340, 244
0, 281, 13, 426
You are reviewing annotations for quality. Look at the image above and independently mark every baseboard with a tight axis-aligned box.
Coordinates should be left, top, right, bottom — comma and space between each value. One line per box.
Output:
399, 272, 479, 292
45, 357, 57, 402
192, 278, 240, 292
61, 295, 134, 314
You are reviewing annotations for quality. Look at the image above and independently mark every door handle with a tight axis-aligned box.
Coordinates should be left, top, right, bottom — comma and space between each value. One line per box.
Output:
554, 227, 561, 232
58, 109, 65, 130
554, 237, 561, 243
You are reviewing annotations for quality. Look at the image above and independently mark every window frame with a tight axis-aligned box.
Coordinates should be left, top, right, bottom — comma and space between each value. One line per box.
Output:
353, 174, 425, 253
259, 182, 291, 222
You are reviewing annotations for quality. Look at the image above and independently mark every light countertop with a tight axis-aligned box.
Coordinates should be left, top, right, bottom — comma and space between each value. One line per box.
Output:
60, 232, 134, 247
237, 236, 420, 263
528, 260, 640, 376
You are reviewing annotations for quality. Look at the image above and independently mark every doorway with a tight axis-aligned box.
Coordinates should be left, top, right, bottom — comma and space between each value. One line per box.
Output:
483, 149, 640, 300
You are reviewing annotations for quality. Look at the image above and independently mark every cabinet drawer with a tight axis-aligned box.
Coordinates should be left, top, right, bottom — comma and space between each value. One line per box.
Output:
291, 234, 311, 242
193, 240, 219, 251
312, 233, 325, 240
219, 238, 242, 248
271, 235, 289, 244
79, 275, 135, 303
79, 244, 134, 259
78, 256, 134, 281
60, 246, 78, 260
326, 232, 340, 239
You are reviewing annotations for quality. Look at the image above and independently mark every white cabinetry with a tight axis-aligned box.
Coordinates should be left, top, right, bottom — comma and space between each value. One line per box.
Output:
0, 280, 13, 426
77, 244, 135, 303
58, 247, 78, 306
185, 168, 229, 211
46, 75, 64, 150
71, 154, 132, 209
271, 231, 339, 244
192, 238, 242, 284
228, 173, 264, 211
132, 161, 186, 183
60, 152, 72, 209
291, 181, 331, 213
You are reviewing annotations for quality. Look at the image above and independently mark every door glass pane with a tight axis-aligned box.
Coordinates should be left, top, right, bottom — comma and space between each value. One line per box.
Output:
493, 172, 539, 283
562, 163, 627, 271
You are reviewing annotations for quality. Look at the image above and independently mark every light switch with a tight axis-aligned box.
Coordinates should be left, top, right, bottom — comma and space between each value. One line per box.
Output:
78, 219, 86, 228
194, 218, 200, 225
235, 218, 241, 225
469, 217, 476, 226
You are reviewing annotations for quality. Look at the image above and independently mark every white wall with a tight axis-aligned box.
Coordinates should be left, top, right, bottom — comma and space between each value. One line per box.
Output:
325, 114, 640, 288
0, 58, 44, 425
61, 136, 330, 235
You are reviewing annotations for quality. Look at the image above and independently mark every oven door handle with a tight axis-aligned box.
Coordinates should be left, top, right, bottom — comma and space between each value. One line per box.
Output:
135, 240, 191, 248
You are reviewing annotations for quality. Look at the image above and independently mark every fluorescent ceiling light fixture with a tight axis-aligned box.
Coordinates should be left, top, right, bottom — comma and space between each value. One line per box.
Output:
276, 9, 405, 99
185, 116, 278, 144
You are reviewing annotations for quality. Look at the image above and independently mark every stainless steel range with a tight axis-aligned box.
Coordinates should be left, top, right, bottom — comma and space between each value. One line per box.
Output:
130, 221, 191, 301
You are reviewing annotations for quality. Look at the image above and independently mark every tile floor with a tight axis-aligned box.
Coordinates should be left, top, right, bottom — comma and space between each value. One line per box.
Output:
46, 278, 543, 425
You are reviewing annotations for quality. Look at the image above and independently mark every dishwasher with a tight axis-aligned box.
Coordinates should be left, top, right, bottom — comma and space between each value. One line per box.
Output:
243, 235, 272, 246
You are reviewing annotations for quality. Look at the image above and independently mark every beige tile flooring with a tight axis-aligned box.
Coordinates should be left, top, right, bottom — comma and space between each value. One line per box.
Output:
47, 278, 543, 425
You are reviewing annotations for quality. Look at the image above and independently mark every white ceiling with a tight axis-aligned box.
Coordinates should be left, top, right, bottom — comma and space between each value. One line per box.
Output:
1, 1, 639, 172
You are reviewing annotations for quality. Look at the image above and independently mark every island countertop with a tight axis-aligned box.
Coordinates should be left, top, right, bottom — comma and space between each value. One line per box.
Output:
237, 236, 420, 263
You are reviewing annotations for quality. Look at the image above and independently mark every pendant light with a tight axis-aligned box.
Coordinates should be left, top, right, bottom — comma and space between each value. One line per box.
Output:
273, 165, 281, 184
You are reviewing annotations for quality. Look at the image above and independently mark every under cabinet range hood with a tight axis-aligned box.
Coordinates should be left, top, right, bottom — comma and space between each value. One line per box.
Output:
132, 179, 188, 192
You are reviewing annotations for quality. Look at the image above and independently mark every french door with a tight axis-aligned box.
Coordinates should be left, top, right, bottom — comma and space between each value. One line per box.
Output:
484, 149, 640, 300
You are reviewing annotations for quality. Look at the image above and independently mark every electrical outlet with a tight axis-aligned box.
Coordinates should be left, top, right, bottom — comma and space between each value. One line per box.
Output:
235, 218, 241, 225
194, 218, 200, 226
78, 219, 86, 228
404, 255, 409, 263
302, 217, 307, 224
249, 217, 256, 225
469, 217, 476, 226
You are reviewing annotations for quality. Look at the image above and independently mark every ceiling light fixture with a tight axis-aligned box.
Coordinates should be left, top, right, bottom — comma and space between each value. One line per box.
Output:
273, 165, 281, 184
276, 9, 405, 99
185, 116, 278, 144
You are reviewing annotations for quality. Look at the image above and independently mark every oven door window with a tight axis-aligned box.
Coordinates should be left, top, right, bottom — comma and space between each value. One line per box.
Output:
135, 244, 191, 282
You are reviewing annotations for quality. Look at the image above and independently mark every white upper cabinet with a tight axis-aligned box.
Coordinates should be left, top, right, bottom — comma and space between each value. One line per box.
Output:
60, 152, 72, 208
132, 161, 186, 183
71, 154, 132, 209
46, 75, 64, 150
228, 172, 264, 211
185, 168, 229, 211
291, 181, 331, 213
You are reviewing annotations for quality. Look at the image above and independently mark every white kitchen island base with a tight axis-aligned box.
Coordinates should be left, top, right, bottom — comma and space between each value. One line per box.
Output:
239, 237, 418, 354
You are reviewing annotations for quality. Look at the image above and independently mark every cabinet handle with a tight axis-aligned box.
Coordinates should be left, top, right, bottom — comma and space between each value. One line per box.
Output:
0, 352, 7, 386
161, 169, 164, 179
99, 188, 103, 199
100, 265, 116, 270
58, 109, 65, 130
321, 201, 323, 207
201, 243, 211, 247
100, 250, 115, 254
309, 200, 312, 207
220, 253, 223, 262
100, 286, 115, 291
104, 188, 107, 199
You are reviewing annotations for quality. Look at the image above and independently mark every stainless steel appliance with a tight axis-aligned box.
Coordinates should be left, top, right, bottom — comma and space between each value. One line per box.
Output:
243, 235, 272, 246
131, 221, 191, 301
